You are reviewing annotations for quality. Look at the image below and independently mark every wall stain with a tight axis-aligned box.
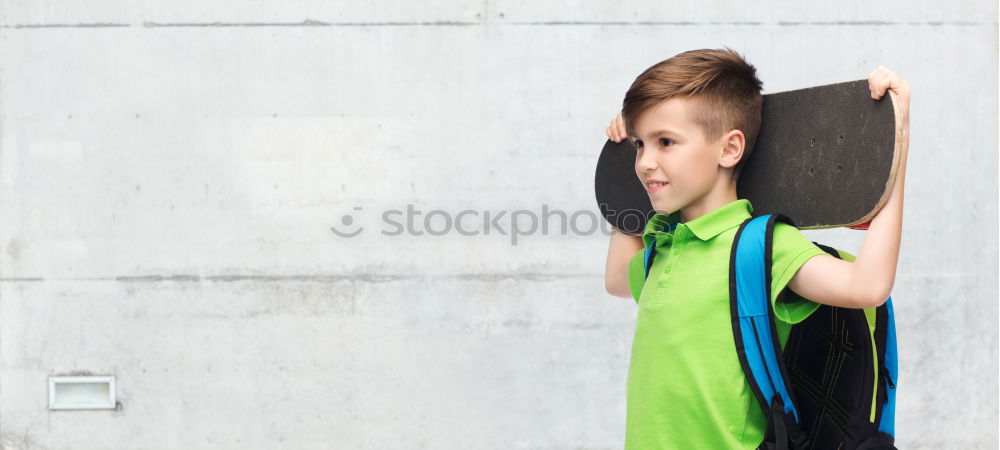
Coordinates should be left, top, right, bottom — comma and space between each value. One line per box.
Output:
0, 20, 994, 29
0, 273, 599, 283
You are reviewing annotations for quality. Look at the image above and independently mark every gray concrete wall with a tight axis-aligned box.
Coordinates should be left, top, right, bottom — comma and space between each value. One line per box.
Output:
0, 1, 996, 449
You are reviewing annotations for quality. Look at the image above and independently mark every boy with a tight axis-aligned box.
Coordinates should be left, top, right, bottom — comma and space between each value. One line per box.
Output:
602, 48, 910, 448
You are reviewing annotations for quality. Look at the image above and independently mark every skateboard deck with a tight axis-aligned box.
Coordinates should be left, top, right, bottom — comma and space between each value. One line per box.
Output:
595, 79, 905, 235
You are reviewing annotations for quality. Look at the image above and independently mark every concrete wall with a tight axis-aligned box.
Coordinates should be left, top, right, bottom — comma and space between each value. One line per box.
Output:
0, 1, 996, 449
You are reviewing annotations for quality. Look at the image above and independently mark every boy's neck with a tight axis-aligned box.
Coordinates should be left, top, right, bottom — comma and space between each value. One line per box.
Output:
679, 178, 739, 223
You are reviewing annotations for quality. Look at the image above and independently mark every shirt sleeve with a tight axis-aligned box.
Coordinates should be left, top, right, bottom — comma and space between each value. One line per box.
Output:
626, 249, 646, 304
769, 222, 829, 324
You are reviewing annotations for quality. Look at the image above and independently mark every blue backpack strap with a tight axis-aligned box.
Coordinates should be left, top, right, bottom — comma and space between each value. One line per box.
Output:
642, 218, 676, 280
730, 213, 809, 449
878, 296, 899, 437
642, 238, 656, 279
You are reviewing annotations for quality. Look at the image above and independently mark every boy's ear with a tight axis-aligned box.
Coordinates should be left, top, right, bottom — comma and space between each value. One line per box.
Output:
718, 130, 745, 170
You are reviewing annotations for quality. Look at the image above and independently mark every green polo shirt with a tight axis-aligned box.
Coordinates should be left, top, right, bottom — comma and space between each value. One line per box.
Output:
623, 198, 829, 449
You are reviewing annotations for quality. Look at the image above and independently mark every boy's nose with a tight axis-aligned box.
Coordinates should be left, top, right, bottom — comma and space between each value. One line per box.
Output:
636, 152, 658, 173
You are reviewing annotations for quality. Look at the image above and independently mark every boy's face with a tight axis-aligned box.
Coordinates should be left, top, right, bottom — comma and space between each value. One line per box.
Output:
630, 96, 734, 216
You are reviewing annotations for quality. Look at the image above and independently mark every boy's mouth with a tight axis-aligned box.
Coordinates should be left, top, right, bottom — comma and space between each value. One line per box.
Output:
645, 179, 669, 194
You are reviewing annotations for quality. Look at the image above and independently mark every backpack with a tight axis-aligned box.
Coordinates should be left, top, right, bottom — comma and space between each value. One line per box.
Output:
636, 212, 899, 450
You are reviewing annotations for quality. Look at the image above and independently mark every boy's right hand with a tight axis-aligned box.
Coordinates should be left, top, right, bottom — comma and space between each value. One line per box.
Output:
605, 112, 627, 143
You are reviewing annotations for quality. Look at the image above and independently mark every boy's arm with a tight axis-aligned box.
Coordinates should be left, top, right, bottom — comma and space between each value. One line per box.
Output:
788, 66, 910, 309
606, 227, 644, 298
604, 112, 645, 298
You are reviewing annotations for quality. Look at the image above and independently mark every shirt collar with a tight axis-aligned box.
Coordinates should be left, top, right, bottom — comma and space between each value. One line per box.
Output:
642, 198, 754, 247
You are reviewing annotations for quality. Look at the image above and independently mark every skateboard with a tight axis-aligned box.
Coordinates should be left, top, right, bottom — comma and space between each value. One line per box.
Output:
594, 79, 905, 235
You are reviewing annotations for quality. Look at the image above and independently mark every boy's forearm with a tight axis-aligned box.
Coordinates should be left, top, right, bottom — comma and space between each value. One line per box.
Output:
852, 118, 909, 306
606, 228, 645, 297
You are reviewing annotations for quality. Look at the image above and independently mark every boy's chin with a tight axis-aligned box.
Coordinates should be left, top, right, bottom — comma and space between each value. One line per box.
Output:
650, 202, 675, 215
650, 199, 685, 216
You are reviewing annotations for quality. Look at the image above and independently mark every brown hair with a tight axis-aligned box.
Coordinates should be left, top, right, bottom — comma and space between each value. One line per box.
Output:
621, 47, 763, 181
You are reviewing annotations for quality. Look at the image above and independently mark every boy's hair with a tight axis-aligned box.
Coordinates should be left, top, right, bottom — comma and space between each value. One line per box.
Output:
621, 47, 763, 182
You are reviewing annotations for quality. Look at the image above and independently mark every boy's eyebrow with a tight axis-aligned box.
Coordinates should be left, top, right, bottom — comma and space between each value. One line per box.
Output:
631, 129, 682, 140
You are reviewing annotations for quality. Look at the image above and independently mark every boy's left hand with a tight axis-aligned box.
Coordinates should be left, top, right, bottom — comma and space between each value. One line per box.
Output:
868, 65, 910, 129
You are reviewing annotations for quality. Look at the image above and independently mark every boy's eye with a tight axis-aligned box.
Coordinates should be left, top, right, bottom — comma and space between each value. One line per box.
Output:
660, 138, 674, 147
